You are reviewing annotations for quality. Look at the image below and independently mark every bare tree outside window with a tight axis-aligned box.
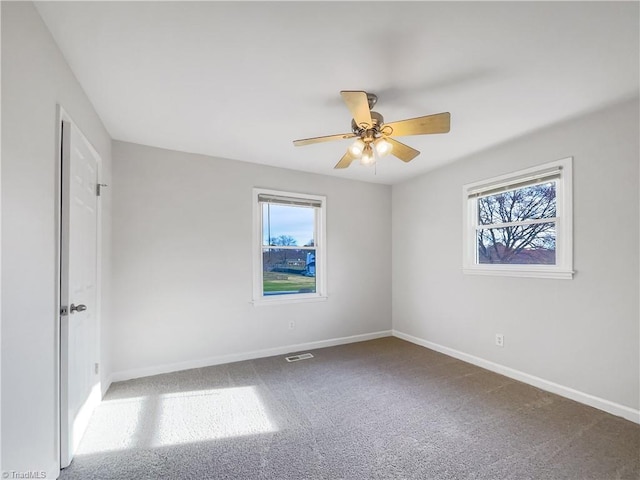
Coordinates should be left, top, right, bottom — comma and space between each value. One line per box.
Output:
477, 181, 556, 264
268, 235, 298, 265
269, 235, 298, 246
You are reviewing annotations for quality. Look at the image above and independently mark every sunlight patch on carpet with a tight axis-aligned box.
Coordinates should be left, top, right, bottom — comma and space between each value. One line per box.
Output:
151, 386, 277, 447
77, 395, 146, 455
76, 386, 277, 455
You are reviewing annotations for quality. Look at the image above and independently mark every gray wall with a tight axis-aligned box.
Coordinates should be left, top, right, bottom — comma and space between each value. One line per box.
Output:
111, 141, 392, 377
1, 3, 113, 476
392, 98, 639, 411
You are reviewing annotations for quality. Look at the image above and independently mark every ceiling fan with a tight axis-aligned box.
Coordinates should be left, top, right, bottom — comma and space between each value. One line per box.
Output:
293, 91, 451, 169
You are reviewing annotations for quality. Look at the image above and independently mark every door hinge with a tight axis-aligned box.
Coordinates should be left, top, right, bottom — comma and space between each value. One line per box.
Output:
60, 306, 69, 316
97, 183, 108, 196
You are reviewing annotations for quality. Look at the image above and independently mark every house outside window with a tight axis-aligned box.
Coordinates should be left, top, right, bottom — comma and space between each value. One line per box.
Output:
462, 157, 573, 279
253, 188, 327, 304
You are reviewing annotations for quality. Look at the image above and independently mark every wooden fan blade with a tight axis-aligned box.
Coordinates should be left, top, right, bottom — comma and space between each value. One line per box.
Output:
334, 151, 356, 169
293, 132, 356, 147
386, 137, 420, 163
340, 91, 373, 129
384, 112, 450, 137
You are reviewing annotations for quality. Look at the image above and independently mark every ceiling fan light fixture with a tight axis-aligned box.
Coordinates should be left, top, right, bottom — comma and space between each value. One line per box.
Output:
360, 144, 375, 166
292, 90, 451, 170
374, 137, 393, 157
348, 139, 365, 157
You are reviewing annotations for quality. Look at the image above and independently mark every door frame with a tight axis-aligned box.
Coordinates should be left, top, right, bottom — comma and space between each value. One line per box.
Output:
56, 105, 104, 470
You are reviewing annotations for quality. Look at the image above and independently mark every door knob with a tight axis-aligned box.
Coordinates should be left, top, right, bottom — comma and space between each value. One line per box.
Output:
70, 303, 87, 314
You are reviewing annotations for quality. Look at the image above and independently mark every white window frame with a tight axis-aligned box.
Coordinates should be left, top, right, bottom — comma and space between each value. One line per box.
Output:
252, 188, 327, 305
462, 157, 573, 279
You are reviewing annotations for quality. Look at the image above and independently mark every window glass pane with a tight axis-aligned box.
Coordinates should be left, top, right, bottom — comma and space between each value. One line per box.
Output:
478, 181, 556, 226
262, 248, 316, 295
477, 223, 556, 264
262, 204, 315, 247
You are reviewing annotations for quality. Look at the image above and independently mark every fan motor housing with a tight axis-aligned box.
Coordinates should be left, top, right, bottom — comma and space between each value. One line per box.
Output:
351, 111, 384, 135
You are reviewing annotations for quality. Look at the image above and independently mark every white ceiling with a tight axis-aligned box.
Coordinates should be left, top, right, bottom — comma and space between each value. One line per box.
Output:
36, 1, 639, 185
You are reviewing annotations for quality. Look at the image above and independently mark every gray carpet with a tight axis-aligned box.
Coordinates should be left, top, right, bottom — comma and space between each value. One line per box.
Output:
60, 337, 639, 479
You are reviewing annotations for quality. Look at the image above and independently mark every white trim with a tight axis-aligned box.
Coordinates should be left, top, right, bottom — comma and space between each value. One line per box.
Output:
255, 245, 316, 251
0, 7, 3, 472
251, 295, 328, 306
46, 461, 60, 480
101, 374, 114, 398
54, 105, 64, 477
478, 216, 557, 230
252, 187, 327, 304
463, 267, 574, 279
462, 157, 573, 279
392, 330, 640, 424
111, 330, 392, 382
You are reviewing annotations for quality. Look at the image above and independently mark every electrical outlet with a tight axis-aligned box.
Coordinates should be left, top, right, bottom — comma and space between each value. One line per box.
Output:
495, 334, 504, 347
288, 321, 295, 330
94, 363, 100, 374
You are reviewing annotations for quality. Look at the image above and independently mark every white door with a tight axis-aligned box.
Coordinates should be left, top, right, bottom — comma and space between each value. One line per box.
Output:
60, 119, 102, 467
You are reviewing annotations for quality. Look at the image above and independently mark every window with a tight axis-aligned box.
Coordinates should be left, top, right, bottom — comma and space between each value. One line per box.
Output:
462, 157, 573, 279
253, 188, 327, 304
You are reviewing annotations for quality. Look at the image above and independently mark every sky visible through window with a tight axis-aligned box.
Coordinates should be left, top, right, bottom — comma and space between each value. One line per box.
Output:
262, 204, 315, 246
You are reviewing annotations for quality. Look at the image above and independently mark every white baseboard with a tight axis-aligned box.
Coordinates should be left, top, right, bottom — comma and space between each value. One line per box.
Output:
101, 373, 113, 398
111, 330, 393, 383
393, 330, 640, 424
46, 461, 59, 480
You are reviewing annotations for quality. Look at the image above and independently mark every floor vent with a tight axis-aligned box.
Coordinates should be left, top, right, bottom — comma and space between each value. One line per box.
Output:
285, 353, 314, 362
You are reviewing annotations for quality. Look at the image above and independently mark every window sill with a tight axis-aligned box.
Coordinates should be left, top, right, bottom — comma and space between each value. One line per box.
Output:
463, 267, 574, 279
252, 295, 328, 307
